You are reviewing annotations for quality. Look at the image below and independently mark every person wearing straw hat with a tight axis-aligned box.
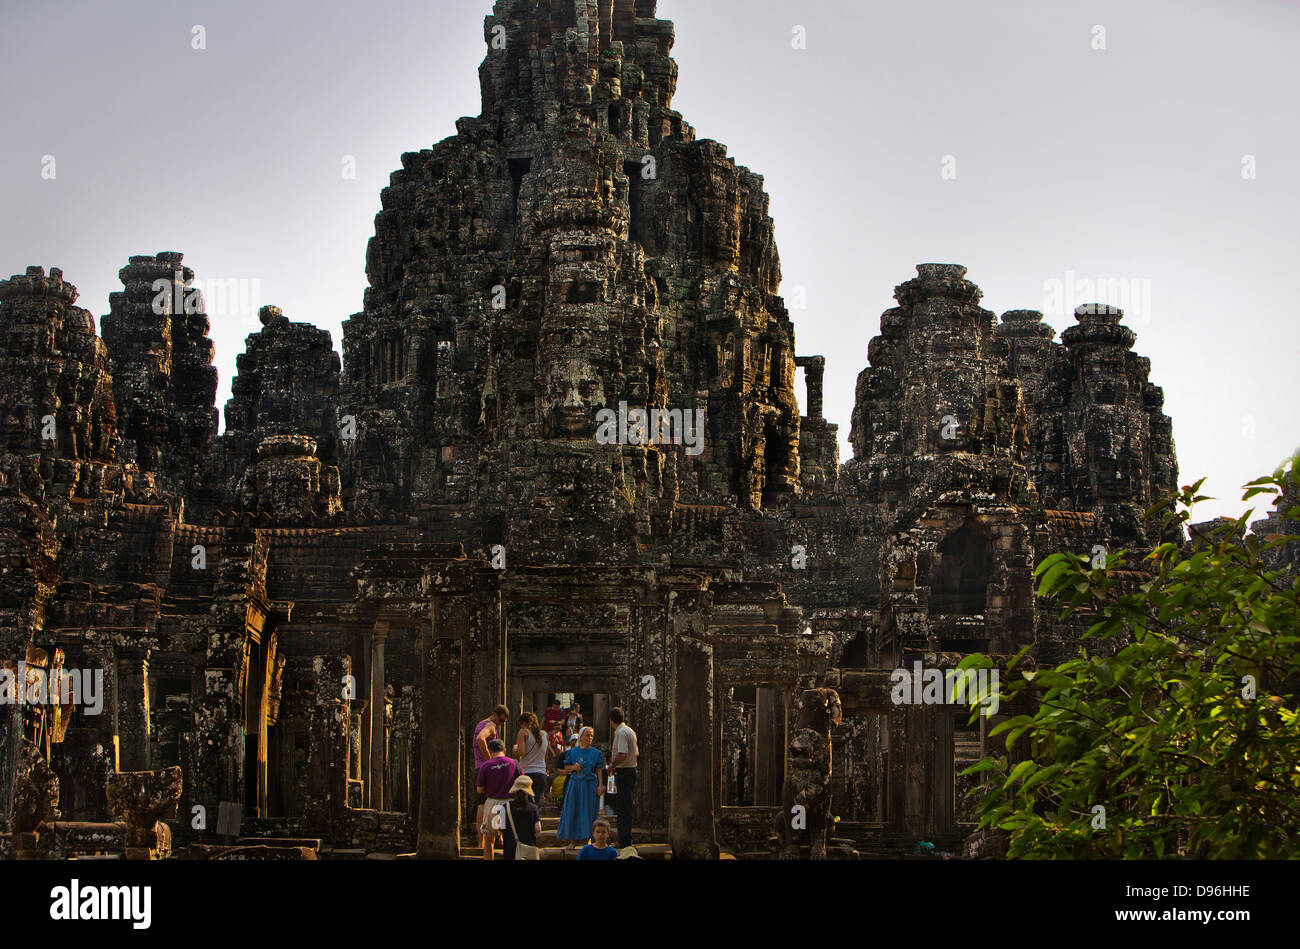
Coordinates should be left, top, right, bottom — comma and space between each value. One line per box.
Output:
501, 774, 542, 861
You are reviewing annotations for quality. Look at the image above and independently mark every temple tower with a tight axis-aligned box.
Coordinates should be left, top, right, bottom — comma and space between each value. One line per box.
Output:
341, 0, 803, 564
101, 252, 218, 505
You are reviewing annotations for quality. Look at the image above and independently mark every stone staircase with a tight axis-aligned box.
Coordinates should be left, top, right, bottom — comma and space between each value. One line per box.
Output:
459, 802, 674, 860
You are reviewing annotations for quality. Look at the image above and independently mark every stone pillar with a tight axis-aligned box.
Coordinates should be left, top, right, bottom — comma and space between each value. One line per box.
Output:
0, 657, 25, 828
359, 638, 370, 802
114, 647, 150, 775
713, 687, 724, 812
796, 355, 825, 419
888, 703, 955, 842
933, 706, 955, 839
508, 675, 525, 727
407, 685, 421, 821
459, 577, 505, 831
418, 597, 463, 859
349, 706, 364, 786
368, 621, 388, 810
388, 686, 412, 814
669, 635, 718, 860
81, 643, 119, 770
627, 585, 670, 832
720, 690, 744, 806
779, 686, 791, 798
754, 686, 786, 806
462, 592, 505, 760
592, 693, 610, 744
196, 530, 259, 818
304, 655, 350, 834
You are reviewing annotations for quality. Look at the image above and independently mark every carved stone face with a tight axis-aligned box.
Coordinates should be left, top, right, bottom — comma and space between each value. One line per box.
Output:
826, 691, 843, 727
1, 407, 29, 450
543, 354, 605, 438
801, 687, 843, 729
789, 730, 814, 767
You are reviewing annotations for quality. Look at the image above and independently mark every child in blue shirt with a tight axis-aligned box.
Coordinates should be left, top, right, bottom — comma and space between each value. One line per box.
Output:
577, 818, 619, 861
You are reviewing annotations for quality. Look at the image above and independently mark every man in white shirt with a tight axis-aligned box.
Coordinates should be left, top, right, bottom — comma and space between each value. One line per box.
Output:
607, 707, 638, 848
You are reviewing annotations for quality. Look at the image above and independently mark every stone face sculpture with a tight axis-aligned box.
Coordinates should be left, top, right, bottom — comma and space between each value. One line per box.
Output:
101, 253, 218, 498
774, 688, 842, 859
543, 354, 607, 439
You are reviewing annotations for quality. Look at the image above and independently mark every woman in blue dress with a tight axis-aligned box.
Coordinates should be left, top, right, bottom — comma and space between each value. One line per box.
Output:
557, 726, 605, 846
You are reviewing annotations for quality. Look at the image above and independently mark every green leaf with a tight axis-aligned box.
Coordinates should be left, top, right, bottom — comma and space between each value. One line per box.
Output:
1004, 759, 1037, 789
959, 758, 1002, 777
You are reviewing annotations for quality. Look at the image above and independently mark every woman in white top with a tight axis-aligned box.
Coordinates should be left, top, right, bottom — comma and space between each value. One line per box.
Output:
514, 712, 553, 800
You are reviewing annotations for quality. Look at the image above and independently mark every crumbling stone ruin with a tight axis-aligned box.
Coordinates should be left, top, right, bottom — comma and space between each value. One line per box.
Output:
1, 0, 1192, 859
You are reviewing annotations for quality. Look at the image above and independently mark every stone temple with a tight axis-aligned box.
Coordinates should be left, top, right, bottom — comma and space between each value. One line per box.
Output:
0, 0, 1186, 859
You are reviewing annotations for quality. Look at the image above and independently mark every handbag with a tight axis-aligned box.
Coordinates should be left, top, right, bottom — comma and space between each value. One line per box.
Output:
506, 803, 540, 861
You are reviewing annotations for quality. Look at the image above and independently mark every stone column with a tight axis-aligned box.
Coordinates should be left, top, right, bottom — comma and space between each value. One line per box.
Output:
712, 686, 725, 812
669, 635, 718, 859
463, 592, 505, 758
627, 588, 669, 832
348, 704, 364, 809
115, 646, 151, 772
81, 642, 119, 770
888, 703, 955, 842
304, 655, 350, 834
388, 686, 412, 815
720, 690, 744, 806
359, 636, 370, 802
407, 685, 422, 821
775, 687, 790, 802
508, 674, 525, 727
460, 579, 505, 831
368, 621, 388, 810
754, 686, 786, 806
796, 355, 826, 419
417, 597, 463, 859
933, 706, 955, 839
0, 657, 25, 828
196, 529, 260, 813
592, 693, 610, 743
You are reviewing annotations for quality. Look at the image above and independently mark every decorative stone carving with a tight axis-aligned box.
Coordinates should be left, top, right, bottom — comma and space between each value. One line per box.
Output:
774, 688, 841, 859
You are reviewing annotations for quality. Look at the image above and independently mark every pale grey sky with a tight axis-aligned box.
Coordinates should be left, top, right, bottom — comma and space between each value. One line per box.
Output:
2, 0, 1296, 523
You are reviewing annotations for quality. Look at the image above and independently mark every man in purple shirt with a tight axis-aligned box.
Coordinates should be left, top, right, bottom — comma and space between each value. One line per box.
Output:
472, 705, 510, 854
473, 704, 511, 770
475, 739, 521, 861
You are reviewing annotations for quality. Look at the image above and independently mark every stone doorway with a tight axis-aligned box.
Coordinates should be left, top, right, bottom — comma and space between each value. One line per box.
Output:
931, 523, 990, 617
525, 688, 612, 745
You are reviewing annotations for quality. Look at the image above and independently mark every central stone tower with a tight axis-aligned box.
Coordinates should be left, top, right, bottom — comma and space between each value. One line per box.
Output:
341, 0, 804, 564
